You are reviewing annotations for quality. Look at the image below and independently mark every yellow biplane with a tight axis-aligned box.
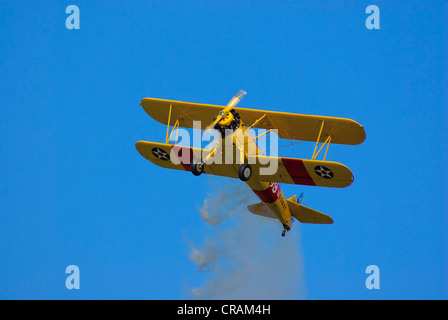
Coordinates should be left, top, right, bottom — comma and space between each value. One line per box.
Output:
136, 90, 365, 236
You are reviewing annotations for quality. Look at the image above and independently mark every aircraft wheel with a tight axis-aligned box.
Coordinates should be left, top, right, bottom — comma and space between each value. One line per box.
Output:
191, 159, 204, 176
281, 229, 287, 237
238, 164, 252, 181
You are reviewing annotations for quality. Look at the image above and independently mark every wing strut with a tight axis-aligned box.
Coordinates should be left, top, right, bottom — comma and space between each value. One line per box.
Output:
254, 129, 271, 141
164, 104, 181, 145
247, 113, 267, 130
311, 121, 332, 161
165, 104, 172, 143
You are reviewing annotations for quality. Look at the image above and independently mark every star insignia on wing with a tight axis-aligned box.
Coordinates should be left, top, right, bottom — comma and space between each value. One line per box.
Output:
314, 165, 334, 179
151, 147, 170, 161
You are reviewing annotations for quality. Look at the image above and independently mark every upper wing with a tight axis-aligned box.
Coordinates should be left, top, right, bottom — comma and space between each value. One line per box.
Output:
140, 98, 223, 130
140, 98, 366, 145
240, 109, 366, 145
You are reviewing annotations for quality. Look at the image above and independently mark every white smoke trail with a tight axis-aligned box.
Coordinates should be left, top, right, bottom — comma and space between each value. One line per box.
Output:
187, 177, 306, 299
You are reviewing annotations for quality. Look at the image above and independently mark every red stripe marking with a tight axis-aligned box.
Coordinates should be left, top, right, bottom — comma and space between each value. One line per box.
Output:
281, 158, 316, 186
171, 146, 193, 171
252, 183, 280, 204
171, 146, 208, 174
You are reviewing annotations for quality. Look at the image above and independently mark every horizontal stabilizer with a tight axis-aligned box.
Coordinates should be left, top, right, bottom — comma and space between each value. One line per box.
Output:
247, 202, 276, 219
287, 199, 333, 224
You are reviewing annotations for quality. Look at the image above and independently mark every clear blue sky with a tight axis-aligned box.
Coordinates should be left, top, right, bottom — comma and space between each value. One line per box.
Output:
0, 0, 446, 299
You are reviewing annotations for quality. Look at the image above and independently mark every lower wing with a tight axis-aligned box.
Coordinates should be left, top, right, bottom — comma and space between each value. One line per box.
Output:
250, 155, 354, 188
136, 141, 353, 188
135, 141, 239, 179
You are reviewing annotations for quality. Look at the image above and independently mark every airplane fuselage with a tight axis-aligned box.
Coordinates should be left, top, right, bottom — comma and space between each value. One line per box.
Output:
215, 117, 292, 231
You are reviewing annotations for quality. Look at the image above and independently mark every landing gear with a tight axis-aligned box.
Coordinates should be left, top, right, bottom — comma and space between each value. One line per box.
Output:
281, 229, 287, 237
238, 164, 252, 182
191, 159, 205, 176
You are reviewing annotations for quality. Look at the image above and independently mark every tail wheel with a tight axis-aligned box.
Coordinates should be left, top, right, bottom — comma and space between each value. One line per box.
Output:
191, 159, 204, 176
238, 164, 252, 181
281, 224, 290, 237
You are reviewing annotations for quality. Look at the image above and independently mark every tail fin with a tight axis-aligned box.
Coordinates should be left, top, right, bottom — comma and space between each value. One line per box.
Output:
287, 192, 304, 204
297, 192, 304, 204
286, 198, 333, 224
